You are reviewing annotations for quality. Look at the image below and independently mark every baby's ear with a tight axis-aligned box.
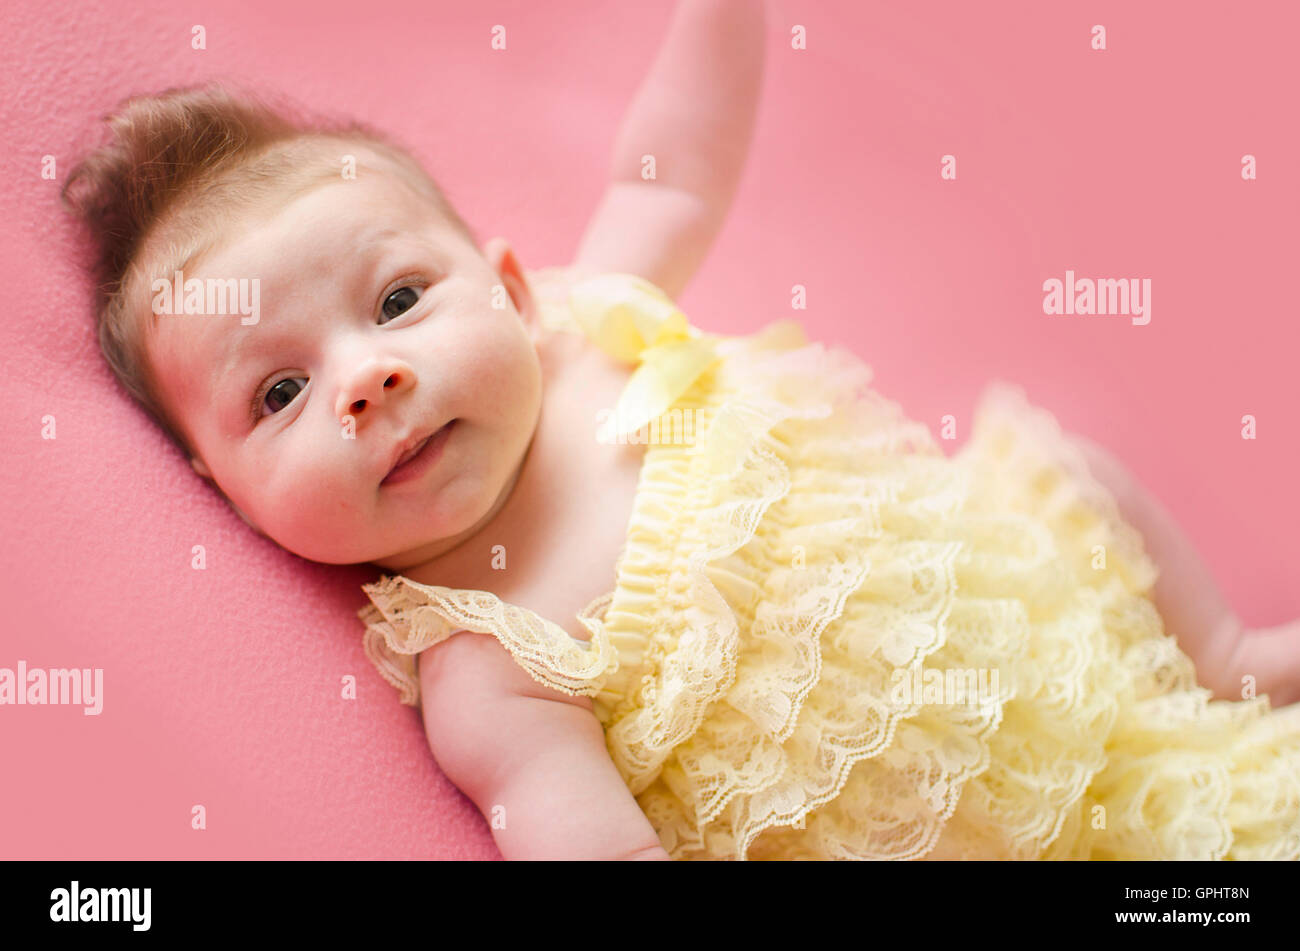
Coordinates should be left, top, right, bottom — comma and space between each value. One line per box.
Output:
483, 236, 539, 336
190, 455, 213, 480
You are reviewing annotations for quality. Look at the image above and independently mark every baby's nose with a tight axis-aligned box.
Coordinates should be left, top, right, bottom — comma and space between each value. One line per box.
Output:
336, 362, 408, 422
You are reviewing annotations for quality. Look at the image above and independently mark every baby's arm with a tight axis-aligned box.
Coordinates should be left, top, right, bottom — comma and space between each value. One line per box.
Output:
573, 0, 766, 300
417, 632, 670, 860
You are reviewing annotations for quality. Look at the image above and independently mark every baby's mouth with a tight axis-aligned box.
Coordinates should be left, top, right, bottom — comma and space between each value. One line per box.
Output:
381, 420, 456, 486
392, 436, 430, 469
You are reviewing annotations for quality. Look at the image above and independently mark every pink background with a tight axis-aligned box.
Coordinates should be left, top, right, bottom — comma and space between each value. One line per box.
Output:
2, 0, 1297, 858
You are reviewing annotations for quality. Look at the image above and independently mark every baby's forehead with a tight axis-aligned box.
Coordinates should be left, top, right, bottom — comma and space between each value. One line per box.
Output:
139, 152, 452, 398
193, 174, 433, 276
143, 173, 453, 350
168, 158, 427, 269
137, 141, 443, 293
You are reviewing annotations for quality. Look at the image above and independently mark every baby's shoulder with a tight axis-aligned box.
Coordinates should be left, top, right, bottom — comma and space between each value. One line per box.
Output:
525, 262, 601, 335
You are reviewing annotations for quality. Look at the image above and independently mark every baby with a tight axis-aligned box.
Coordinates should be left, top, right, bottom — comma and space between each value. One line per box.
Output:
62, 0, 1300, 861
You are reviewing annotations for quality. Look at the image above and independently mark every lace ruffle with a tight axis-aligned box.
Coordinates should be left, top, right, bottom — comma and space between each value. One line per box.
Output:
602, 358, 1299, 860
921, 382, 1300, 860
357, 577, 620, 706
602, 330, 1019, 860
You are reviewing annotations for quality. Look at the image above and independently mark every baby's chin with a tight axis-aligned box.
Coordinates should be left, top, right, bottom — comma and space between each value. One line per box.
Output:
261, 530, 430, 571
367, 455, 526, 570
236, 502, 426, 568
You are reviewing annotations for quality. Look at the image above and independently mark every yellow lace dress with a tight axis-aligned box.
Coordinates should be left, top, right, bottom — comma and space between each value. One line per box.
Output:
357, 267, 1300, 861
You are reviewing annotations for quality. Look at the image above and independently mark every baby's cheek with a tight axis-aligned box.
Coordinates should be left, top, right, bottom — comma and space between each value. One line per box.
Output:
451, 331, 514, 392
454, 320, 535, 392
252, 460, 371, 563
462, 329, 540, 424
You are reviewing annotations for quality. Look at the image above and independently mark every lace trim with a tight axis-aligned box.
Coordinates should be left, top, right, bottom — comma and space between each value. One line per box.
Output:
357, 576, 621, 708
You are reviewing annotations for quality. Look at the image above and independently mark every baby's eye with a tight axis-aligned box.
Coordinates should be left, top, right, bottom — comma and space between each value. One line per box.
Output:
261, 377, 307, 417
380, 285, 421, 323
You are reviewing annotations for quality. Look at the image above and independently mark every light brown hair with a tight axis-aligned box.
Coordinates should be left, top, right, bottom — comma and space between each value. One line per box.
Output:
61, 80, 478, 462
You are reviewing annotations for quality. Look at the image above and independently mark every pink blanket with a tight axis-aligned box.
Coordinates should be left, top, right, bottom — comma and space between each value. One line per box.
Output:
3, 0, 1297, 858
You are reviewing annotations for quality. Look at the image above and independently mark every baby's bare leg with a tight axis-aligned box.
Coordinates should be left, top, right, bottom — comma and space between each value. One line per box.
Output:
1070, 436, 1300, 707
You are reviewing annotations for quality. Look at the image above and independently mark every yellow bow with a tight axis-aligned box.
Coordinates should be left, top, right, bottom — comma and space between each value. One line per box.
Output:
568, 273, 721, 438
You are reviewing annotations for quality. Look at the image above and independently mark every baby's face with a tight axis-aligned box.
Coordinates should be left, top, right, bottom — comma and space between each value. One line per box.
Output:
147, 165, 543, 567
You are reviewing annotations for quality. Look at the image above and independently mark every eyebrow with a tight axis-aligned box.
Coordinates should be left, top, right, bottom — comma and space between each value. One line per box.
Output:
209, 227, 405, 402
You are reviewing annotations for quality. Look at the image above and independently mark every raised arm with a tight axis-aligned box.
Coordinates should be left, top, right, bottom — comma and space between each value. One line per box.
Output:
573, 0, 767, 300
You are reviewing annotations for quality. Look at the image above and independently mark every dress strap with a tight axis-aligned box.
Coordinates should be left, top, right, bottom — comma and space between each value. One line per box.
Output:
538, 269, 724, 438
